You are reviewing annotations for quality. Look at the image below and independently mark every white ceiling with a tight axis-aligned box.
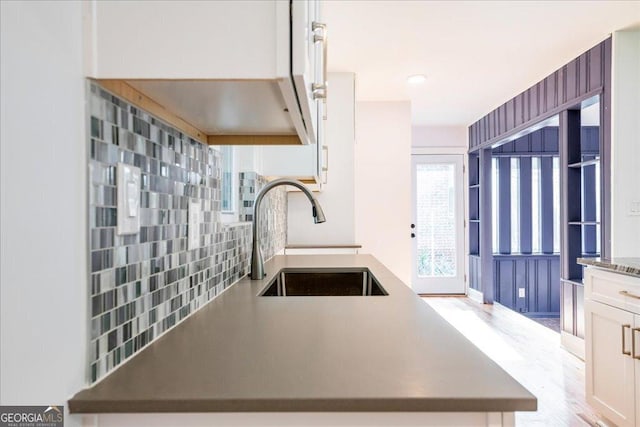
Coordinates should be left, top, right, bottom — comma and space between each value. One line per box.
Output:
323, 1, 640, 127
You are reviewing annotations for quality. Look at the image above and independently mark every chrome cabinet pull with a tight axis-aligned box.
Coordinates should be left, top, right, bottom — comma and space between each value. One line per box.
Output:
312, 22, 328, 100
321, 145, 328, 184
362, 272, 367, 296
622, 324, 632, 356
322, 145, 328, 172
280, 271, 287, 297
619, 290, 640, 300
633, 328, 640, 360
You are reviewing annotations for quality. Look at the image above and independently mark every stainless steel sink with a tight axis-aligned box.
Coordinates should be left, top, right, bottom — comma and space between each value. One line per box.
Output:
260, 269, 387, 297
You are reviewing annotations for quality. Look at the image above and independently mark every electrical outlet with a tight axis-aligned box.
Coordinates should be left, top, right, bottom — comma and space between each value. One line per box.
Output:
116, 163, 141, 235
629, 200, 640, 216
518, 288, 526, 298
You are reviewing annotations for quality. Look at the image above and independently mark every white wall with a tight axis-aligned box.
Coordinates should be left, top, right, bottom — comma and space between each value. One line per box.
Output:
288, 73, 356, 244
236, 145, 263, 175
611, 30, 640, 257
412, 126, 467, 150
355, 102, 412, 284
0, 2, 87, 424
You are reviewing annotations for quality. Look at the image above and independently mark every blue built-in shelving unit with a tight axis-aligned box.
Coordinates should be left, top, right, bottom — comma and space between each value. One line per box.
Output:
468, 152, 481, 293
467, 38, 610, 341
560, 108, 601, 339
467, 125, 601, 318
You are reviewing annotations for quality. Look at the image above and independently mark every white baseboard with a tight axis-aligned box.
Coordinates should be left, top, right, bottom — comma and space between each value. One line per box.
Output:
561, 331, 585, 360
468, 288, 484, 303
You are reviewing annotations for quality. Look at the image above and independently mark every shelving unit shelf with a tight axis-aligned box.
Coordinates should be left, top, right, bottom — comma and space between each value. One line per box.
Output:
568, 158, 600, 168
561, 278, 584, 287
468, 152, 481, 292
560, 104, 602, 345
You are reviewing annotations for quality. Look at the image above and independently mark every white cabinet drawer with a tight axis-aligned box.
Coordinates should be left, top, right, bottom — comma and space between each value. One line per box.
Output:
585, 268, 640, 314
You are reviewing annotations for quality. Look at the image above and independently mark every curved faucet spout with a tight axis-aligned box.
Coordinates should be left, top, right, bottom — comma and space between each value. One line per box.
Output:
250, 178, 326, 280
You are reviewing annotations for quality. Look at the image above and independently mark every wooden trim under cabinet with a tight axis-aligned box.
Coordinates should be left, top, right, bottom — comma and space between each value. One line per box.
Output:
94, 79, 302, 146
264, 176, 319, 186
206, 135, 299, 145
96, 79, 207, 142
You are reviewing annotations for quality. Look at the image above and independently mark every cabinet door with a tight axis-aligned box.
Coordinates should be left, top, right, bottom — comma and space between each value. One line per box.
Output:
585, 300, 636, 427
260, 73, 356, 185
316, 90, 326, 186
291, 0, 321, 145
635, 315, 640, 427
88, 1, 283, 79
260, 145, 318, 182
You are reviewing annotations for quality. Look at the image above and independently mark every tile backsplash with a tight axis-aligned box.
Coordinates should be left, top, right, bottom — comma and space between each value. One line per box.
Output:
88, 82, 286, 382
239, 171, 287, 256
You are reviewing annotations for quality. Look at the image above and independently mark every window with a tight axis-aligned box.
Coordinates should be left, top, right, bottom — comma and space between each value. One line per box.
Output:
415, 163, 457, 277
492, 157, 499, 253
491, 154, 560, 255
531, 157, 541, 253
595, 160, 601, 255
595, 161, 601, 224
552, 157, 560, 253
510, 158, 520, 254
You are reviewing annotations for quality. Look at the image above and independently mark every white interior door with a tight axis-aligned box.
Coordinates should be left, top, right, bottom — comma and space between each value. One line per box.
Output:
411, 155, 465, 294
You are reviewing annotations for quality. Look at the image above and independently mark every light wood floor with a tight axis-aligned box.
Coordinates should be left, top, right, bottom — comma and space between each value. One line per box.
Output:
422, 296, 601, 427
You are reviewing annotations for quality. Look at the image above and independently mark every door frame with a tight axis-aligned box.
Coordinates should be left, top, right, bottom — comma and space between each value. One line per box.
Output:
411, 151, 467, 295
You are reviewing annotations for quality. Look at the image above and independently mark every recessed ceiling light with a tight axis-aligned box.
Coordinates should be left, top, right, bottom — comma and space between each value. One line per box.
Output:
407, 74, 427, 84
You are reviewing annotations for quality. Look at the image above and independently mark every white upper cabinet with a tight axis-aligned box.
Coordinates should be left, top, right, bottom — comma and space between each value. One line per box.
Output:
84, 0, 325, 145
291, 0, 325, 147
261, 73, 354, 188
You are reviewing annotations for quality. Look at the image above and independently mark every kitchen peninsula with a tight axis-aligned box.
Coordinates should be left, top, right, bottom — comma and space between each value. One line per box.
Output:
70, 255, 536, 426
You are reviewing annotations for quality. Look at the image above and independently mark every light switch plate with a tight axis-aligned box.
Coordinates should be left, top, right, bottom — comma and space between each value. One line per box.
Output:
518, 288, 526, 298
117, 163, 141, 235
188, 200, 201, 250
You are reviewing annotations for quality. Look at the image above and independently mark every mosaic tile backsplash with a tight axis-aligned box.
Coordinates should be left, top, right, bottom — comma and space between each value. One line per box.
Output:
88, 83, 287, 382
239, 172, 287, 255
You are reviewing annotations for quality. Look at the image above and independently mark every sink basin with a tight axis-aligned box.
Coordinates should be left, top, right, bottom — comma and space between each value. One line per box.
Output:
260, 269, 387, 297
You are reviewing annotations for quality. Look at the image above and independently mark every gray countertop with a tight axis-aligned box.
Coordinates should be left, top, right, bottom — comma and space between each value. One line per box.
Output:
285, 244, 362, 249
578, 257, 640, 278
69, 255, 536, 413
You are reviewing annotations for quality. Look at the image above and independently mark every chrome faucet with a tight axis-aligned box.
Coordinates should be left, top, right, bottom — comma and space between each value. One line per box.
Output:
250, 178, 326, 279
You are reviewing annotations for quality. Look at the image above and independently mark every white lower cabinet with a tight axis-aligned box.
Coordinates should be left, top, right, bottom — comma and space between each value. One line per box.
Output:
83, 412, 515, 427
585, 300, 637, 426
585, 268, 640, 427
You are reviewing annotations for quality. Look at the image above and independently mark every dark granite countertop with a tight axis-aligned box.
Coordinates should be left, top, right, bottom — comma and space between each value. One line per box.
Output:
578, 257, 640, 278
69, 255, 536, 413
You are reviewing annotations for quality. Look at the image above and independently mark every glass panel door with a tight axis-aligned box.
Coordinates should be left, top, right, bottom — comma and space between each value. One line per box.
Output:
411, 155, 465, 294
